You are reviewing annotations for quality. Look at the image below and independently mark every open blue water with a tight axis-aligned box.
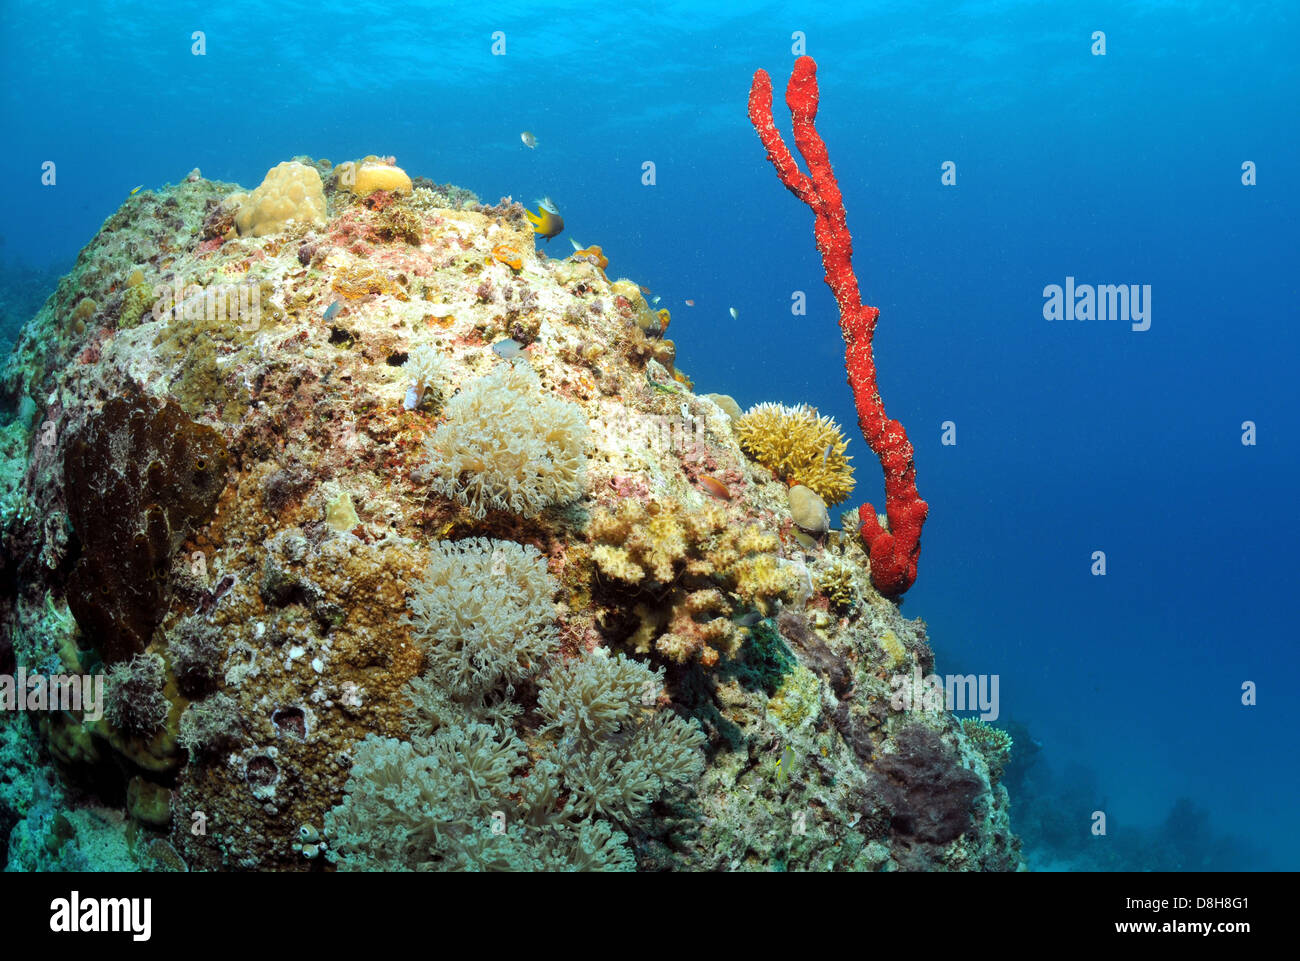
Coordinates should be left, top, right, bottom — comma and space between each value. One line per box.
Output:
2, 0, 1296, 870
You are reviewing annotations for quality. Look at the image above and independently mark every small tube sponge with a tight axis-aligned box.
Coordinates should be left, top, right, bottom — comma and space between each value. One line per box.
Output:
231, 161, 327, 237
422, 363, 588, 519
403, 537, 559, 700
734, 401, 854, 504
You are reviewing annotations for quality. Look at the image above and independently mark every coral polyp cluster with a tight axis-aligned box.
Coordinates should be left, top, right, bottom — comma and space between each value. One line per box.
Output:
734, 401, 854, 504
0, 151, 1019, 872
588, 499, 797, 667
421, 361, 588, 520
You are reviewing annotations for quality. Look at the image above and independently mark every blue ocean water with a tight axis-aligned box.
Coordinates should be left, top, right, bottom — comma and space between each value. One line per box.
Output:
2, 0, 1295, 870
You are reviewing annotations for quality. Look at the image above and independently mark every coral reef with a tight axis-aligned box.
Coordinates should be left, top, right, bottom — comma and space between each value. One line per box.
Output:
587, 498, 798, 666
104, 653, 171, 738
961, 717, 1014, 784
325, 645, 705, 871
402, 342, 451, 410
749, 57, 928, 596
0, 153, 1019, 873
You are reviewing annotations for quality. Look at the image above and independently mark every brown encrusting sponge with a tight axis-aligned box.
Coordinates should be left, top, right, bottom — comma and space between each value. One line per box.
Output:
62, 381, 230, 664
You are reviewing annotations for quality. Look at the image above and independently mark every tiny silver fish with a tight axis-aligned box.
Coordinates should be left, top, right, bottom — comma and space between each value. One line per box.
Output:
729, 307, 739, 321
492, 338, 525, 360
521, 131, 538, 149
323, 299, 343, 321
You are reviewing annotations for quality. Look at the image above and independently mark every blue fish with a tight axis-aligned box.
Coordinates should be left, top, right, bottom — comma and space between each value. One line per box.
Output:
323, 300, 343, 321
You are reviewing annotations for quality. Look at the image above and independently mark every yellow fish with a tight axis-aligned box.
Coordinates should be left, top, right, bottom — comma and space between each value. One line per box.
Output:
128, 185, 144, 196
524, 198, 564, 242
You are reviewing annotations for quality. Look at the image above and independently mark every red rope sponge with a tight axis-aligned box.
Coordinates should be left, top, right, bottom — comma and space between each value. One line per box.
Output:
748, 56, 927, 597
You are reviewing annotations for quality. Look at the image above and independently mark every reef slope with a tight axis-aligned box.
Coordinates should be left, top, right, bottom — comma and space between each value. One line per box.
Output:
0, 159, 1021, 871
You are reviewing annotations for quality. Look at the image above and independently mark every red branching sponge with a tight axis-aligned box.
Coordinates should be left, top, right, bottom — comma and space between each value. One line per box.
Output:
748, 56, 927, 597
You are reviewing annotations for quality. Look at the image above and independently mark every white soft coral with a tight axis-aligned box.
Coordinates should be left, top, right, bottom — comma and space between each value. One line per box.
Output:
402, 343, 451, 410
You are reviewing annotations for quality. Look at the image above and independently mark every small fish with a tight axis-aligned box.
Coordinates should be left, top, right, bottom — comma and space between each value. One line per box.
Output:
821, 443, 832, 467
651, 295, 661, 306
791, 529, 819, 551
644, 367, 679, 393
729, 307, 739, 321
323, 299, 343, 321
775, 744, 797, 783
639, 285, 653, 296
569, 237, 581, 251
520, 131, 538, 149
684, 299, 695, 307
492, 338, 525, 360
698, 474, 731, 501
733, 611, 763, 629
128, 185, 144, 196
524, 199, 564, 241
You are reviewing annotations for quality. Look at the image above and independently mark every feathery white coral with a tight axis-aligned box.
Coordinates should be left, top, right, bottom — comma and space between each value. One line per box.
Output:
422, 362, 587, 518
538, 649, 706, 823
404, 537, 558, 700
403, 343, 452, 409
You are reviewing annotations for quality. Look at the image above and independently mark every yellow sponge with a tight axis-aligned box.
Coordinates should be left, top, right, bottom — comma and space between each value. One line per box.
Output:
232, 161, 327, 237
350, 161, 412, 196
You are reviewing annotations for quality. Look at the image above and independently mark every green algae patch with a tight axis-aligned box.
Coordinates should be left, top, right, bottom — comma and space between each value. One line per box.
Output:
766, 664, 822, 730
726, 618, 796, 697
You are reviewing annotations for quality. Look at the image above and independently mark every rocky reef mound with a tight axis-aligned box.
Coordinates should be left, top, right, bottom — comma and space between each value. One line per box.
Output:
0, 157, 1021, 871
